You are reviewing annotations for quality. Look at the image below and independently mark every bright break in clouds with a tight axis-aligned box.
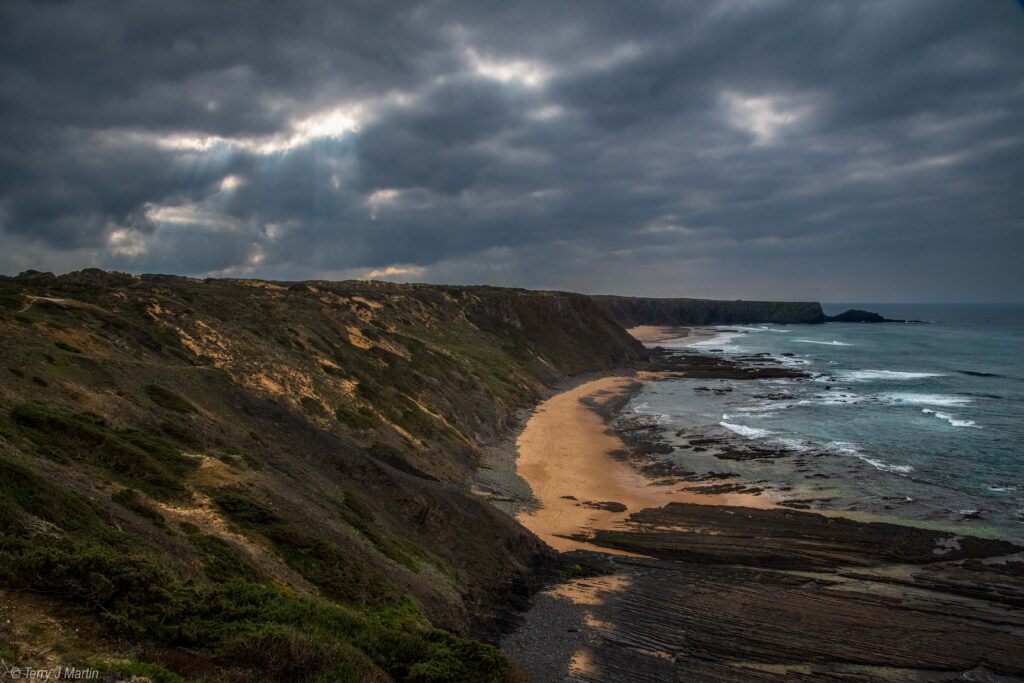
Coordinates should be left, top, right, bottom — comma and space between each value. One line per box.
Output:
1, 0, 1022, 301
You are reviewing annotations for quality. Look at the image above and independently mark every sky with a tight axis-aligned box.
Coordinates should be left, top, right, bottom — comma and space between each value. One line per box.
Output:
1, 1, 1022, 302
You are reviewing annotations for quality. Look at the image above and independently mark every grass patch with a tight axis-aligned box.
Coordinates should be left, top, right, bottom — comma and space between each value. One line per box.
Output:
212, 490, 283, 530
0, 282, 25, 310
559, 562, 589, 580
393, 394, 439, 438
338, 491, 420, 571
55, 341, 82, 354
0, 640, 21, 661
111, 488, 167, 529
354, 376, 382, 402
158, 418, 202, 448
93, 659, 184, 683
186, 533, 262, 584
212, 490, 402, 606
433, 333, 531, 403
144, 384, 196, 413
0, 456, 102, 534
334, 403, 376, 430
299, 396, 326, 417
9, 404, 198, 500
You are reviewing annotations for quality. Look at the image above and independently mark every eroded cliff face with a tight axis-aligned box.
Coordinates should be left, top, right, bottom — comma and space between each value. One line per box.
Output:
0, 270, 644, 681
591, 295, 828, 326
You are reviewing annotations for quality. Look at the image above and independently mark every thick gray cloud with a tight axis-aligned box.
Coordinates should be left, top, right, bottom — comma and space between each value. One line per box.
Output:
1, 0, 1022, 301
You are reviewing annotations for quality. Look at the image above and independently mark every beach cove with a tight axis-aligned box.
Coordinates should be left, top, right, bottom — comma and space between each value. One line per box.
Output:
513, 373, 774, 553
500, 326, 1024, 683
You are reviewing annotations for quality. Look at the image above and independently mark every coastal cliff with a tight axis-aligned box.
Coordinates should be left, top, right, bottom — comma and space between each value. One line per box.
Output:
591, 295, 828, 326
0, 270, 643, 681
590, 295, 903, 326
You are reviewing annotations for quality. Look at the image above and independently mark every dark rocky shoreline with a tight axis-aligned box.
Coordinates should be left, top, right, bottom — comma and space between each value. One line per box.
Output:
502, 348, 1024, 682
610, 350, 811, 500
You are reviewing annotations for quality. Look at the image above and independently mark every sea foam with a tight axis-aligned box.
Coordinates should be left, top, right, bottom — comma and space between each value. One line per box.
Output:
922, 408, 980, 428
793, 339, 853, 346
881, 393, 972, 407
720, 422, 772, 439
734, 401, 796, 414
773, 354, 811, 367
798, 391, 863, 406
732, 326, 790, 333
688, 331, 746, 353
774, 437, 812, 453
839, 370, 945, 381
826, 441, 914, 474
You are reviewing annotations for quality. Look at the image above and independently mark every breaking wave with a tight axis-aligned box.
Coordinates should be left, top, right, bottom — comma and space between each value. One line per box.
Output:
719, 422, 773, 439
793, 339, 853, 346
826, 441, 914, 474
838, 370, 945, 381
880, 393, 972, 407
922, 408, 980, 429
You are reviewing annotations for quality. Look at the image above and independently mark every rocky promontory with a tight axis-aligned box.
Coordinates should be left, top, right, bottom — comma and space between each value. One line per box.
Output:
592, 295, 906, 326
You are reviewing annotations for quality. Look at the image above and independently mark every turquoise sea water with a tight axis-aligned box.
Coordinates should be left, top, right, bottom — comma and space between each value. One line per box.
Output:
627, 304, 1024, 540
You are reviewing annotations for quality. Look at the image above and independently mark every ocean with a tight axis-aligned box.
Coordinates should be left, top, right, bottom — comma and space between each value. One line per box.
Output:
626, 304, 1024, 541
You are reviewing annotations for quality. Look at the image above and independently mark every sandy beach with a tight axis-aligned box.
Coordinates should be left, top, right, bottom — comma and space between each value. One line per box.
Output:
514, 371, 773, 553
626, 325, 692, 344
626, 325, 724, 346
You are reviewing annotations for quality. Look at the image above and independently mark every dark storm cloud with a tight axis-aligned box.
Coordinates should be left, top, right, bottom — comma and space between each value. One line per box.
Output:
1, 0, 1022, 300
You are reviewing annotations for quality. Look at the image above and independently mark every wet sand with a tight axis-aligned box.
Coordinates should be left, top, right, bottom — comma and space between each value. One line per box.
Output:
514, 375, 773, 553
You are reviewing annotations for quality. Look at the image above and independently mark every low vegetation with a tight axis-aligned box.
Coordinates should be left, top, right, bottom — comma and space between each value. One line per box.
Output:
0, 269, 643, 680
144, 383, 197, 413
8, 403, 197, 500
0, 533, 513, 682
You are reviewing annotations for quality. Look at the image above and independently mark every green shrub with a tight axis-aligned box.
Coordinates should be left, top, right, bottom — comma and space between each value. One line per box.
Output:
0, 534, 514, 682
111, 488, 166, 528
354, 377, 382, 402
93, 659, 185, 683
9, 404, 197, 499
144, 384, 196, 413
216, 624, 376, 681
178, 520, 201, 534
334, 404, 376, 430
0, 292, 23, 310
299, 396, 326, 417
0, 456, 102, 534
187, 533, 262, 583
274, 533, 401, 606
212, 490, 283, 532
0, 535, 178, 628
338, 492, 419, 571
158, 418, 201, 448
213, 490, 403, 606
394, 394, 439, 438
